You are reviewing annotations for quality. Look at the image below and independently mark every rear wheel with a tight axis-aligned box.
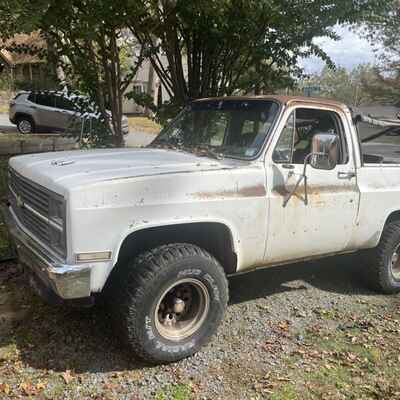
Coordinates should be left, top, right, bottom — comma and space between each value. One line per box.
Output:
16, 116, 35, 134
365, 221, 400, 293
111, 243, 229, 363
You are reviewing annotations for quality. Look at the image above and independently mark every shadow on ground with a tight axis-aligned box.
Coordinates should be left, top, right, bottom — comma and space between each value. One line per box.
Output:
0, 254, 375, 374
229, 253, 371, 305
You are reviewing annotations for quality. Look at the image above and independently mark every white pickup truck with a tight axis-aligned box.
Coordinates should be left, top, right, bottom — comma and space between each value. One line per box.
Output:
3, 95, 400, 363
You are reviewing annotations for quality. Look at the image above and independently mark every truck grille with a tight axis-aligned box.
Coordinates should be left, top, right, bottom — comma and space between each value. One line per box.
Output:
9, 168, 50, 217
8, 168, 66, 258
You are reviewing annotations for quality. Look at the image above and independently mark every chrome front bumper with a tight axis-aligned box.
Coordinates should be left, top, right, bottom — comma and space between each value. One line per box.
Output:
1, 204, 91, 300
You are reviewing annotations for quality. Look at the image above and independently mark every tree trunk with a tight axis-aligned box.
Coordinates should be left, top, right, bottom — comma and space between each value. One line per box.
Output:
145, 62, 155, 116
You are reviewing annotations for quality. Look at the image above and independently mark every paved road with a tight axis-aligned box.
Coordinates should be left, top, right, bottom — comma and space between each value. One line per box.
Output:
125, 130, 156, 147
0, 113, 16, 133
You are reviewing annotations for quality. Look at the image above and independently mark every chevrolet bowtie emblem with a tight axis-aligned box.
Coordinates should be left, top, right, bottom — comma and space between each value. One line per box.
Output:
16, 195, 24, 208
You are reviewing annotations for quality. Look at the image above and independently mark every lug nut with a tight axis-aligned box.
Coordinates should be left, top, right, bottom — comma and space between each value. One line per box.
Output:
173, 298, 185, 314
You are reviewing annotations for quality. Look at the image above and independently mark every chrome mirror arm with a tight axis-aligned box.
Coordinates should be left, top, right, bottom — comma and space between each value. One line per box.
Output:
282, 153, 324, 208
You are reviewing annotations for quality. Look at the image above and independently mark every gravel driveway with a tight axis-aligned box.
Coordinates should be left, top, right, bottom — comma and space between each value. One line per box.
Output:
1, 255, 400, 399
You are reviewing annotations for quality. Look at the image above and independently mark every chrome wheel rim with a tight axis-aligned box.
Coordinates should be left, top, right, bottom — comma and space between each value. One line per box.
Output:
19, 120, 32, 134
390, 243, 400, 281
154, 278, 210, 341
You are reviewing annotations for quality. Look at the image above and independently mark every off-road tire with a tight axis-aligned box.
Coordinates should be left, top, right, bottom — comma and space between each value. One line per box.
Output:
16, 116, 35, 134
111, 243, 229, 364
365, 221, 400, 294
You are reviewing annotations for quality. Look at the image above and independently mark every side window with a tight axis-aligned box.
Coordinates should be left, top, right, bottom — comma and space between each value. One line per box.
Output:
293, 108, 347, 165
273, 108, 348, 165
35, 93, 55, 108
27, 92, 36, 103
273, 112, 295, 163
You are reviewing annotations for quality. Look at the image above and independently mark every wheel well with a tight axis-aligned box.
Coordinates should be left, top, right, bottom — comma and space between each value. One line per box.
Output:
386, 210, 400, 225
15, 113, 34, 124
116, 223, 237, 274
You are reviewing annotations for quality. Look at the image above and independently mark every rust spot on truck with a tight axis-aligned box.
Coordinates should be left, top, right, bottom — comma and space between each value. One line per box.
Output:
194, 184, 266, 200
273, 184, 356, 197
239, 185, 266, 197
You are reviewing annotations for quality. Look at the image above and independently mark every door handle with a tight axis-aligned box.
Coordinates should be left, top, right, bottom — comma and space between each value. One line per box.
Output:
282, 164, 295, 170
338, 171, 356, 180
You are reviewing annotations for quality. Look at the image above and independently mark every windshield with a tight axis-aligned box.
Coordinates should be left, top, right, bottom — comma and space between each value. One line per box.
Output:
151, 99, 280, 159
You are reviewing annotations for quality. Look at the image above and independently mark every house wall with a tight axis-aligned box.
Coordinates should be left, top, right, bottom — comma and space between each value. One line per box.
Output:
122, 55, 176, 115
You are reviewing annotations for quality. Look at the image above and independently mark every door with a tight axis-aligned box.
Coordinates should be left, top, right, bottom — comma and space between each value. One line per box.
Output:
54, 95, 77, 130
31, 92, 57, 129
265, 106, 359, 264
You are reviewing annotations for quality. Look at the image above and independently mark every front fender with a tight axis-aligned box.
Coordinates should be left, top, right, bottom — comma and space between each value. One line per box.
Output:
112, 217, 241, 267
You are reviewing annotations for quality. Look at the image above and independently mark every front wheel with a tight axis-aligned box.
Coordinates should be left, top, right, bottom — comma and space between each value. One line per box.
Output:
365, 221, 400, 293
112, 243, 229, 363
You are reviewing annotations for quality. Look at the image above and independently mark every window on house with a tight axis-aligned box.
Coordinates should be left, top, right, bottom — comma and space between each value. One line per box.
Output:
132, 85, 144, 95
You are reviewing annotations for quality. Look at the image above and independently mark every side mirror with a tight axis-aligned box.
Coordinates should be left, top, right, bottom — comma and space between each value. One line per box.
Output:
310, 133, 339, 170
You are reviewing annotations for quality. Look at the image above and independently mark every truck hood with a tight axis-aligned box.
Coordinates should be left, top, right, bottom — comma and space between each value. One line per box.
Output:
9, 148, 238, 195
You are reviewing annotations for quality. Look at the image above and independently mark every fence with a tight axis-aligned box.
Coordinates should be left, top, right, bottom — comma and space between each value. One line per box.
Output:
0, 136, 77, 261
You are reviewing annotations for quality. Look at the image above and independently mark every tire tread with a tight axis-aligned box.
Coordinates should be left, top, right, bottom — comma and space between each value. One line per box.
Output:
366, 221, 400, 294
111, 243, 228, 363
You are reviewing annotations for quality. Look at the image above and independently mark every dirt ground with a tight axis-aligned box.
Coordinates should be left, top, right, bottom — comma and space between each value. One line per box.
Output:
1, 256, 400, 400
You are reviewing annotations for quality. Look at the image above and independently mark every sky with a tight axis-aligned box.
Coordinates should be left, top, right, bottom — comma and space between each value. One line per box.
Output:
300, 25, 378, 74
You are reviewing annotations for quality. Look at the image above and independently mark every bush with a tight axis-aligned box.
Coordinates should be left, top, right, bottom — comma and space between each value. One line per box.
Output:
0, 75, 12, 91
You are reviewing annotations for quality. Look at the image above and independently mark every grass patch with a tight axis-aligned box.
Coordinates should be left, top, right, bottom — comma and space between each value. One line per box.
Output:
127, 116, 161, 134
155, 383, 193, 400
0, 133, 62, 141
0, 104, 9, 114
270, 384, 298, 400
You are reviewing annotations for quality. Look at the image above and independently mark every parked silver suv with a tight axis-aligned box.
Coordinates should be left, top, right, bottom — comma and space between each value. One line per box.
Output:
9, 91, 129, 135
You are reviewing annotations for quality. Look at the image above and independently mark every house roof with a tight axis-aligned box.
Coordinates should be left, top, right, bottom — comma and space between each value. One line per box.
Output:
0, 32, 46, 67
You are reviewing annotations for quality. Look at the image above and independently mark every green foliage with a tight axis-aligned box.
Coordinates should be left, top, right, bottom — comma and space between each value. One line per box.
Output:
362, 0, 400, 105
61, 88, 115, 148
0, 74, 12, 91
298, 65, 376, 106
125, 0, 391, 109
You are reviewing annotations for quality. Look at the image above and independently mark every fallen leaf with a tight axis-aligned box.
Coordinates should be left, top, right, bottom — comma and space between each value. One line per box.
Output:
19, 381, 36, 396
36, 381, 46, 391
61, 370, 74, 384
0, 383, 10, 395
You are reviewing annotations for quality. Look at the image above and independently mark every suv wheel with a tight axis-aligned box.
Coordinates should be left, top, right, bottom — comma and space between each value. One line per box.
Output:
365, 221, 400, 293
111, 243, 229, 364
16, 117, 35, 134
